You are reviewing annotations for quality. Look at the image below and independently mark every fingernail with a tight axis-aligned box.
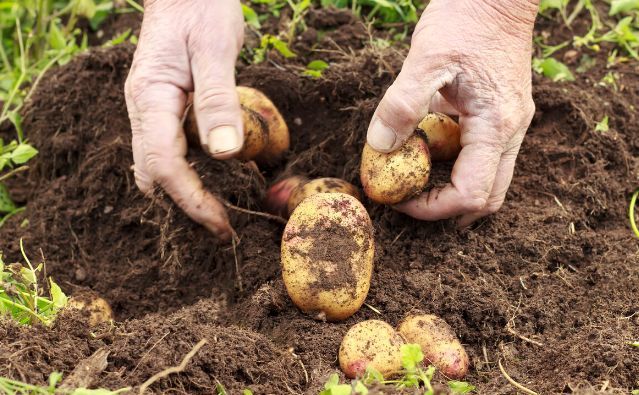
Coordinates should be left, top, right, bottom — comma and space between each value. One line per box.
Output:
208, 126, 241, 155
367, 117, 397, 151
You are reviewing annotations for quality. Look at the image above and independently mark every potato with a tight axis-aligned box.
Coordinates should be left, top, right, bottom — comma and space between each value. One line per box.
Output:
397, 314, 469, 379
360, 134, 431, 205
339, 320, 404, 378
236, 107, 269, 161
287, 178, 361, 217
67, 292, 114, 326
281, 193, 374, 321
237, 86, 290, 164
418, 113, 461, 162
265, 176, 308, 217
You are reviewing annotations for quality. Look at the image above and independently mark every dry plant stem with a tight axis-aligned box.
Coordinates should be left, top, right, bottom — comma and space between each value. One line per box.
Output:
506, 327, 544, 347
498, 359, 538, 395
138, 339, 207, 394
222, 200, 287, 224
0, 166, 29, 182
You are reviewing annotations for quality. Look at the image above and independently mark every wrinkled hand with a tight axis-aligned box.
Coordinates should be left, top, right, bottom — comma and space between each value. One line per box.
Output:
125, 0, 245, 241
366, 0, 538, 227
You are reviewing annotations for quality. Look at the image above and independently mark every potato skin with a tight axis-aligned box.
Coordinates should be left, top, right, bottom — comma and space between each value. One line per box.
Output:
236, 107, 269, 161
281, 193, 374, 321
67, 293, 114, 326
287, 178, 361, 216
237, 86, 290, 164
418, 113, 461, 162
265, 176, 308, 217
339, 320, 404, 378
360, 134, 431, 205
397, 314, 469, 379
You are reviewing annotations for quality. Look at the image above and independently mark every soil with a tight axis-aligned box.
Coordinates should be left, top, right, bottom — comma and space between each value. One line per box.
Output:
1, 6, 638, 395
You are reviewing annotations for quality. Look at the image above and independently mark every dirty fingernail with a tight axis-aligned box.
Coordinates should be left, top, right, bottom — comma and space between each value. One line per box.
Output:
208, 126, 241, 156
367, 117, 397, 152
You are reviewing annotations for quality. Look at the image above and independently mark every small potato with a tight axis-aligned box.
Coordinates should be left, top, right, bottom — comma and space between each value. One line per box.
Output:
418, 113, 461, 162
287, 178, 361, 217
281, 193, 374, 321
360, 134, 431, 205
265, 176, 308, 217
237, 86, 290, 164
397, 314, 469, 379
183, 98, 268, 161
67, 292, 114, 326
339, 320, 404, 378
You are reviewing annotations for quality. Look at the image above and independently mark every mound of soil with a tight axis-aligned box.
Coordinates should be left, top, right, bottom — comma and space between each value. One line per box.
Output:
1, 8, 638, 394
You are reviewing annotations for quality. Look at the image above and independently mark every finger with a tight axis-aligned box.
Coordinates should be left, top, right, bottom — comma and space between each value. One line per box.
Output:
456, 140, 521, 227
366, 53, 457, 153
394, 116, 501, 220
189, 8, 244, 160
429, 92, 460, 116
125, 74, 153, 192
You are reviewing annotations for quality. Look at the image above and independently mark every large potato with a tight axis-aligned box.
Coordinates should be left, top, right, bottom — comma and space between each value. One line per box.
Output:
237, 86, 290, 164
397, 314, 469, 379
287, 178, 361, 216
360, 134, 431, 205
281, 193, 374, 321
67, 292, 114, 327
339, 320, 404, 378
418, 113, 461, 162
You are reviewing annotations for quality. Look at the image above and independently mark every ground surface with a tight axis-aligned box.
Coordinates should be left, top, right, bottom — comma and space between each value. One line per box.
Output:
0, 6, 638, 395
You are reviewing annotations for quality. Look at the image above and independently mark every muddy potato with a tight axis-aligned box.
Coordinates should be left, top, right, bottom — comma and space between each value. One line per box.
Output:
287, 178, 361, 216
360, 134, 431, 205
281, 193, 374, 321
237, 86, 290, 163
339, 320, 404, 378
265, 176, 308, 217
67, 292, 114, 326
397, 314, 469, 379
418, 113, 461, 162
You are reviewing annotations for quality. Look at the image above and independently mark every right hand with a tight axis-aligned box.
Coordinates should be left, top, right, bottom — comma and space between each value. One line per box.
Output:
125, 0, 246, 241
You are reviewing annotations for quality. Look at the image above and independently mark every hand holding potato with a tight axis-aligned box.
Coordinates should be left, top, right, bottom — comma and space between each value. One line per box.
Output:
366, 0, 537, 226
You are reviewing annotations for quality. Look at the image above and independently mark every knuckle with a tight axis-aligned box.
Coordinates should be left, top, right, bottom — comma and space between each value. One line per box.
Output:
459, 190, 489, 213
380, 84, 423, 126
195, 87, 239, 116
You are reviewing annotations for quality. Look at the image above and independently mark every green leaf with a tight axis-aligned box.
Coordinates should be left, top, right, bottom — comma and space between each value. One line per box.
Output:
242, 4, 261, 29
632, 390, 639, 395
102, 29, 132, 47
242, 390, 253, 395
539, 0, 568, 13
353, 380, 368, 394
307, 60, 329, 71
595, 115, 609, 132
10, 143, 38, 164
324, 373, 340, 389
216, 383, 228, 395
7, 112, 24, 142
328, 384, 352, 395
0, 184, 16, 214
48, 21, 67, 50
449, 380, 476, 394
19, 266, 37, 286
269, 37, 296, 58
400, 343, 424, 370
49, 278, 68, 309
532, 57, 575, 82
75, 0, 97, 19
630, 341, 639, 347
610, 0, 639, 15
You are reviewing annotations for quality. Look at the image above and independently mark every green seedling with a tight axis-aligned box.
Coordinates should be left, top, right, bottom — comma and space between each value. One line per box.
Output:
320, 344, 475, 395
594, 115, 609, 132
303, 59, 329, 78
0, 239, 67, 326
320, 0, 419, 24
252, 34, 296, 63
242, 4, 261, 29
0, 137, 38, 225
630, 189, 639, 238
610, 0, 639, 16
532, 57, 575, 82
0, 372, 129, 394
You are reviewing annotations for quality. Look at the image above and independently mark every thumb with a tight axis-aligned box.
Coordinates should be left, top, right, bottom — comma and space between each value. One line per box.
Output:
367, 53, 456, 152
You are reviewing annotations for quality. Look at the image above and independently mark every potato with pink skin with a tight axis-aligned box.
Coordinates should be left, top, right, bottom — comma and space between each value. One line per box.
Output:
281, 193, 374, 321
287, 178, 360, 216
360, 134, 431, 205
265, 176, 308, 217
339, 320, 404, 378
418, 113, 461, 162
397, 314, 469, 379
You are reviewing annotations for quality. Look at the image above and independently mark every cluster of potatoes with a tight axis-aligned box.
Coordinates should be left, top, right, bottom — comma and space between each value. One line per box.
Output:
183, 87, 469, 379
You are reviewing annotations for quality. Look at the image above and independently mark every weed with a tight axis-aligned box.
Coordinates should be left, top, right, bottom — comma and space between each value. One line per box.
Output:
303, 59, 329, 77
319, 344, 475, 395
321, 0, 420, 24
0, 372, 129, 394
594, 115, 609, 132
630, 189, 639, 238
532, 57, 575, 82
0, 239, 67, 326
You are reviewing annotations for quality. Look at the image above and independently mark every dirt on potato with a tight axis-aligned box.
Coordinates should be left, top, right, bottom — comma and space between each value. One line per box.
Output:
0, 7, 638, 395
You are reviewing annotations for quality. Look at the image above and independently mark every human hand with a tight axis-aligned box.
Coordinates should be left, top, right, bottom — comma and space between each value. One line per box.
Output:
366, 0, 539, 227
125, 0, 246, 241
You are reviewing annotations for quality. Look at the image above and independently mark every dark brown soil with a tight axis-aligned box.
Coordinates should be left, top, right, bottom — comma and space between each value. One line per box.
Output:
1, 7, 638, 395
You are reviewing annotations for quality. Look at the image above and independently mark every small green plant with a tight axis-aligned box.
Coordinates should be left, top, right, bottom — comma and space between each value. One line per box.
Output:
252, 34, 297, 63
594, 115, 610, 132
319, 344, 475, 395
0, 239, 67, 326
303, 60, 329, 78
321, 0, 419, 24
630, 189, 639, 238
0, 372, 129, 394
532, 57, 575, 82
